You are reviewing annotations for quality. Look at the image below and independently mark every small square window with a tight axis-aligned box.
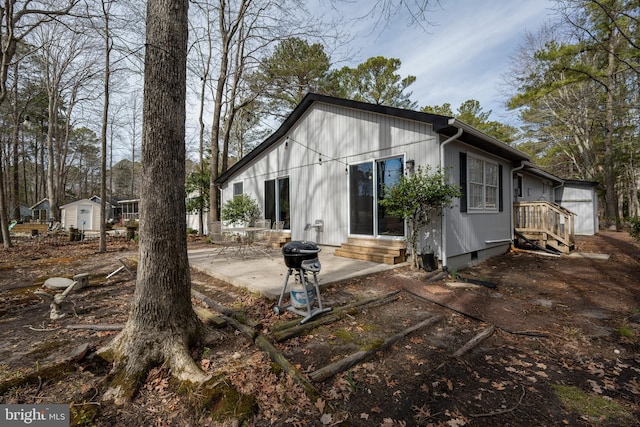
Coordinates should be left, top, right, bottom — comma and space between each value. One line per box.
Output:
232, 182, 243, 198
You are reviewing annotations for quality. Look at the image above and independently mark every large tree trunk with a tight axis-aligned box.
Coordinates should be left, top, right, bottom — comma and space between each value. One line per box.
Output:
99, 0, 206, 403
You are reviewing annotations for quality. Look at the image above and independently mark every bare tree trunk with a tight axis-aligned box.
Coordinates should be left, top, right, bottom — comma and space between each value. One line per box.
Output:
99, 0, 206, 404
194, 0, 214, 236
0, 152, 11, 247
46, 100, 59, 222
631, 175, 640, 217
130, 93, 140, 198
11, 61, 20, 221
99, 0, 112, 253
208, 0, 249, 230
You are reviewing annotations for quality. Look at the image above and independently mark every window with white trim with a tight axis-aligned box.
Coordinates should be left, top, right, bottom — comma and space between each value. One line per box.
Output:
232, 182, 243, 199
468, 155, 499, 211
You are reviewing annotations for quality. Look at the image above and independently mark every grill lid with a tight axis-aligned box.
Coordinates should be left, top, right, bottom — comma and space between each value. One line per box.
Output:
282, 240, 321, 255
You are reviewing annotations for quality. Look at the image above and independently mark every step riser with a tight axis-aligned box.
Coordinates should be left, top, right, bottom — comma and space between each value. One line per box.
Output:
347, 237, 406, 248
334, 249, 403, 265
339, 244, 406, 257
335, 238, 407, 265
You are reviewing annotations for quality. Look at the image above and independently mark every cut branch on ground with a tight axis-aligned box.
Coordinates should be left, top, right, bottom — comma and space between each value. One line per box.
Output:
192, 291, 320, 400
309, 314, 443, 382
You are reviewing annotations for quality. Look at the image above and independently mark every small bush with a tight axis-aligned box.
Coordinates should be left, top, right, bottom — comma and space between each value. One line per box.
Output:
221, 194, 262, 226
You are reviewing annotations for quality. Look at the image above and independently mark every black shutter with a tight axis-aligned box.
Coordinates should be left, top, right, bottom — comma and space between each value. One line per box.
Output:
459, 152, 467, 213
499, 165, 503, 212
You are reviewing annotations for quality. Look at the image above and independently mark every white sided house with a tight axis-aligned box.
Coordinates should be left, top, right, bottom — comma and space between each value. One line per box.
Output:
215, 94, 588, 271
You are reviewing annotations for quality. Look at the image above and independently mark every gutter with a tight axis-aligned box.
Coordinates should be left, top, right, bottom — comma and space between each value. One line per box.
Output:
439, 126, 463, 271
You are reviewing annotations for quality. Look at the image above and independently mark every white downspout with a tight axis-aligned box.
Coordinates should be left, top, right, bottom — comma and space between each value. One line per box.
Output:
439, 127, 463, 271
511, 162, 526, 241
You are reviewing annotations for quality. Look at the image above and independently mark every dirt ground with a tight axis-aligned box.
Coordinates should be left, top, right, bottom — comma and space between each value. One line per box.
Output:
0, 230, 639, 426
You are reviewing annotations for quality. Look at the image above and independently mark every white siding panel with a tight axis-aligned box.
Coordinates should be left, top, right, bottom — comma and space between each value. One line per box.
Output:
519, 172, 553, 202
61, 206, 76, 229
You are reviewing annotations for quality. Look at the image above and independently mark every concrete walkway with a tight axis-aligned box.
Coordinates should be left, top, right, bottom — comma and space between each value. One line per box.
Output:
188, 245, 406, 299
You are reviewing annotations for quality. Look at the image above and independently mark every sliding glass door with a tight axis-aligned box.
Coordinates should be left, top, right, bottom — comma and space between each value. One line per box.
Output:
349, 163, 374, 235
349, 157, 404, 237
264, 177, 290, 229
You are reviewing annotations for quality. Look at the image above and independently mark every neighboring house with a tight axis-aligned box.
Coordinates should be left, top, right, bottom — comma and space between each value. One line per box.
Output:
213, 94, 593, 270
60, 199, 103, 231
9, 204, 32, 222
30, 198, 51, 223
118, 199, 140, 222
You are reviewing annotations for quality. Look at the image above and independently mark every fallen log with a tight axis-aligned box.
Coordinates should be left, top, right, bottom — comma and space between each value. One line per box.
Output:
309, 314, 443, 382
0, 362, 74, 395
272, 291, 401, 342
457, 276, 497, 289
403, 287, 548, 338
430, 325, 497, 375
453, 325, 495, 357
191, 289, 262, 330
194, 306, 227, 328
193, 296, 320, 400
66, 324, 124, 331
191, 289, 235, 316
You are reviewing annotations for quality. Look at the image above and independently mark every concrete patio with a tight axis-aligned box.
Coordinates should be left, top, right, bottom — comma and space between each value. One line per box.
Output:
187, 245, 406, 299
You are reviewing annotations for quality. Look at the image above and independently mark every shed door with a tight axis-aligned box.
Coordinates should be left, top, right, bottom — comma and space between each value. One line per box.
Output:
78, 205, 93, 230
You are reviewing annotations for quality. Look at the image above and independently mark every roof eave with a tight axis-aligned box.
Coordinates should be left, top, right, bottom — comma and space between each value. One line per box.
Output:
439, 118, 530, 164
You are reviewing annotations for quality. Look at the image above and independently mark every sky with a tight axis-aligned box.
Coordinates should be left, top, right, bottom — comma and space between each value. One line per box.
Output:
335, 0, 556, 125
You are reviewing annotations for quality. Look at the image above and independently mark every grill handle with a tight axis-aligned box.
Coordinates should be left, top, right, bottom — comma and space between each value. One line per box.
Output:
297, 248, 322, 254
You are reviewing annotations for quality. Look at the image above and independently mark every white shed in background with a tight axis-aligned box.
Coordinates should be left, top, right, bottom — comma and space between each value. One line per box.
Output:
555, 180, 599, 235
60, 199, 102, 231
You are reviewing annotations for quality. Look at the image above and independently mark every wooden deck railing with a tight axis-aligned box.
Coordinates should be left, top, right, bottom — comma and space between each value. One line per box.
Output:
513, 201, 575, 248
120, 213, 139, 221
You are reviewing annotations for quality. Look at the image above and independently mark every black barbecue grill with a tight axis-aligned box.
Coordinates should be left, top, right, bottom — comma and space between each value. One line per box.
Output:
274, 241, 331, 324
282, 240, 320, 268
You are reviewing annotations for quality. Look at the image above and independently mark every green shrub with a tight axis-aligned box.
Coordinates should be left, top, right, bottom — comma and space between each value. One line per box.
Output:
221, 194, 262, 226
379, 166, 461, 269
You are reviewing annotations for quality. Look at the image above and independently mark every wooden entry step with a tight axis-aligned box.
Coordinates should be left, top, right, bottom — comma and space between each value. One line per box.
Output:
334, 237, 407, 265
515, 231, 574, 254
